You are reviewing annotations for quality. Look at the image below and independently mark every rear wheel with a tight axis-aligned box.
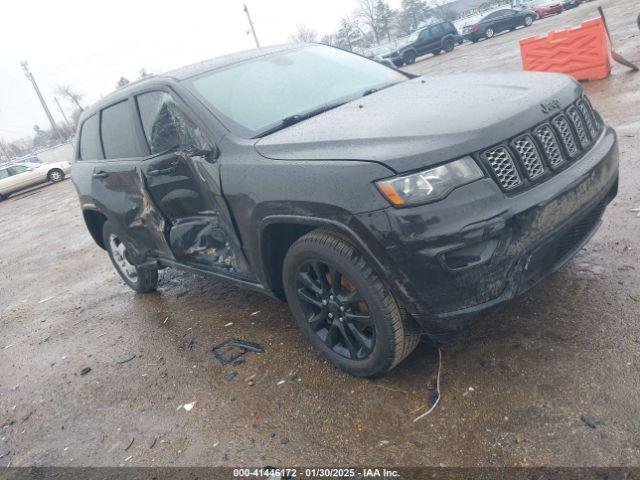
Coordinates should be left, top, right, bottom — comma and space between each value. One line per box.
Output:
47, 168, 64, 183
283, 230, 421, 377
485, 27, 495, 38
102, 220, 158, 293
403, 50, 416, 65
443, 38, 455, 53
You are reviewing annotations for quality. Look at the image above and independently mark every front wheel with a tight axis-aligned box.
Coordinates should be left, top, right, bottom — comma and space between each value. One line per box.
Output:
485, 27, 495, 38
283, 230, 421, 377
403, 50, 416, 65
524, 15, 534, 26
102, 220, 158, 293
47, 168, 65, 183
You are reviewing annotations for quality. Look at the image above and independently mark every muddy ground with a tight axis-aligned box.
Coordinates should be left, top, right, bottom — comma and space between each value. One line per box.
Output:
1, 0, 639, 468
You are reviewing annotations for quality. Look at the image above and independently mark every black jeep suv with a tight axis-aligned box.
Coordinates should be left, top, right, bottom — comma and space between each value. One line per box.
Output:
72, 44, 618, 377
387, 21, 462, 66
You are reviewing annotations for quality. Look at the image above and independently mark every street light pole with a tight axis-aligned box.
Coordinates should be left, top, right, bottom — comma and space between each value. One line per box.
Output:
243, 4, 260, 48
20, 61, 64, 142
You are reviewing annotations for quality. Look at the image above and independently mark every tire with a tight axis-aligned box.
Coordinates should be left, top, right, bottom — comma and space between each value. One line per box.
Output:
102, 220, 158, 293
392, 59, 403, 67
47, 168, 65, 183
282, 229, 421, 377
485, 27, 495, 39
403, 50, 416, 65
471, 37, 479, 43
443, 38, 455, 53
524, 15, 534, 26
433, 49, 442, 56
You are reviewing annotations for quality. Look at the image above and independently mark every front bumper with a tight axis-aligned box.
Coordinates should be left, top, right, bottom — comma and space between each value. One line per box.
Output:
355, 126, 618, 332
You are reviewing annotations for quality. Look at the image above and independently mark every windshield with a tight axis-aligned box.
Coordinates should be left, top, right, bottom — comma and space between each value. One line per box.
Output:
185, 45, 406, 137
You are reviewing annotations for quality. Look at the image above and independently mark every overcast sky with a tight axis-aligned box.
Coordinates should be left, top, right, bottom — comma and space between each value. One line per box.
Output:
0, 0, 404, 141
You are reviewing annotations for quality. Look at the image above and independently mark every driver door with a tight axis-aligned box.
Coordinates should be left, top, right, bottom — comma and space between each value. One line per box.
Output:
134, 89, 249, 275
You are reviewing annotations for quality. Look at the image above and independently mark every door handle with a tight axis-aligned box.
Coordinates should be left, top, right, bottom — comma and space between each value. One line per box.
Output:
92, 171, 110, 178
147, 166, 176, 176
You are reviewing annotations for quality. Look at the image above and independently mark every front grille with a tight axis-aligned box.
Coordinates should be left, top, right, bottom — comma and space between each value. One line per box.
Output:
479, 95, 602, 193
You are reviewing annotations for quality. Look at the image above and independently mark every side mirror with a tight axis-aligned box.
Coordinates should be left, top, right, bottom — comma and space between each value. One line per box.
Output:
184, 143, 220, 163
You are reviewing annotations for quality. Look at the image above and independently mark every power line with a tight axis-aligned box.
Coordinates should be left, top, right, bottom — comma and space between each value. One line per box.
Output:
20, 61, 64, 142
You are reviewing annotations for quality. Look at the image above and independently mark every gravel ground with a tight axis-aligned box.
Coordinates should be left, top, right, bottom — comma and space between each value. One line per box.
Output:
0, 0, 638, 468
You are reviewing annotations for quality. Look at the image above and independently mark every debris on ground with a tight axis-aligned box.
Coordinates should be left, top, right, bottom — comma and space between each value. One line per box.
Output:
116, 355, 137, 365
224, 322, 233, 327
148, 437, 157, 449
280, 437, 289, 445
276, 380, 285, 386
224, 371, 238, 382
244, 374, 256, 386
38, 296, 55, 304
250, 311, 260, 316
580, 415, 597, 429
515, 434, 526, 444
79, 367, 91, 376
186, 340, 196, 351
631, 207, 640, 218
413, 348, 443, 422
177, 401, 197, 412
212, 339, 264, 365
3, 345, 14, 350
124, 437, 135, 451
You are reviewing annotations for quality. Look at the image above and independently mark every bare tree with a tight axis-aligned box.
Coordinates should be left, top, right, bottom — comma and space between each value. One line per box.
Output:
356, 0, 381, 44
56, 85, 84, 111
290, 24, 319, 43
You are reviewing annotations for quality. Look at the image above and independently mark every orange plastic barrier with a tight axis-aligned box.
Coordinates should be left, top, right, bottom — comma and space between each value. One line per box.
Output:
520, 18, 610, 81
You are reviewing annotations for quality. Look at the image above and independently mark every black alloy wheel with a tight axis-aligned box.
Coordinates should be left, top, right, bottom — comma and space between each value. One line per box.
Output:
295, 260, 375, 361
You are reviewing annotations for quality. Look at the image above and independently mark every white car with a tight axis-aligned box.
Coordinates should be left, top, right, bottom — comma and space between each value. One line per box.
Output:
0, 161, 71, 200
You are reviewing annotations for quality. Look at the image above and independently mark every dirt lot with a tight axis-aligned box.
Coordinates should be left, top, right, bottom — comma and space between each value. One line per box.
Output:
1, 0, 639, 468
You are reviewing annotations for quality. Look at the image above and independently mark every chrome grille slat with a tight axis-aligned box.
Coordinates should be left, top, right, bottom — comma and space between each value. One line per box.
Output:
482, 146, 522, 191
552, 114, 579, 158
567, 106, 590, 148
534, 125, 565, 169
512, 135, 545, 180
577, 98, 597, 139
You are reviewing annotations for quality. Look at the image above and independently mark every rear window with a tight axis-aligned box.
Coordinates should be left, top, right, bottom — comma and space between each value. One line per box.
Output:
100, 100, 138, 159
79, 114, 101, 161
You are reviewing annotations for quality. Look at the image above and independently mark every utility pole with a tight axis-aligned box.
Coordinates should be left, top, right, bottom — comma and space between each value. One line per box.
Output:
20, 61, 64, 142
243, 4, 260, 48
54, 97, 70, 127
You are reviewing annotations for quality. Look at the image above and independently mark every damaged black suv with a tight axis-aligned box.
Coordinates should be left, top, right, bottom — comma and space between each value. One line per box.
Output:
73, 44, 618, 377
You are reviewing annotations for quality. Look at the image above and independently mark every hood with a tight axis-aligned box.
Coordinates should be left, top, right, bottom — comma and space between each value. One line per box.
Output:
255, 72, 582, 174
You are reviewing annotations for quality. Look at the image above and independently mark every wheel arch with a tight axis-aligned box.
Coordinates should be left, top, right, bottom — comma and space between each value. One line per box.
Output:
258, 216, 400, 304
82, 208, 108, 250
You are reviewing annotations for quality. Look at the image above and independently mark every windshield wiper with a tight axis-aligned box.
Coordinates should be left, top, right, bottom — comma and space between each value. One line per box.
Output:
254, 100, 349, 138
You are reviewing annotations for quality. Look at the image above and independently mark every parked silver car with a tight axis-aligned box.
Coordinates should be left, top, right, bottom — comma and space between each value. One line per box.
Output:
0, 161, 71, 200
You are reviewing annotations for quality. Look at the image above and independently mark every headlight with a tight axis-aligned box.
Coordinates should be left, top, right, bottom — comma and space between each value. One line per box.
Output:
375, 157, 484, 207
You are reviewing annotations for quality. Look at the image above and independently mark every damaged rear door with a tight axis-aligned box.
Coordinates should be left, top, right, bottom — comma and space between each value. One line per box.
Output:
134, 89, 249, 275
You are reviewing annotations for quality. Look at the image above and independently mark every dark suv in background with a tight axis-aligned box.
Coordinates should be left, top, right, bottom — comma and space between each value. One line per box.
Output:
388, 21, 462, 66
73, 44, 618, 377
463, 8, 537, 42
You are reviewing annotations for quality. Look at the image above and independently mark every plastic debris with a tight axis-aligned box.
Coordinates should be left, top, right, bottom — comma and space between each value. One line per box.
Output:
224, 371, 238, 382
212, 339, 264, 365
177, 401, 197, 412
2, 345, 14, 350
124, 437, 135, 451
186, 340, 196, 351
276, 380, 285, 386
224, 322, 233, 327
79, 367, 91, 376
250, 311, 260, 316
280, 437, 289, 445
38, 296, 55, 304
580, 415, 597, 429
116, 355, 137, 365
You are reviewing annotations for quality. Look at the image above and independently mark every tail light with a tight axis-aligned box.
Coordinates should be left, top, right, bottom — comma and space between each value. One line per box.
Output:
470, 24, 479, 31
